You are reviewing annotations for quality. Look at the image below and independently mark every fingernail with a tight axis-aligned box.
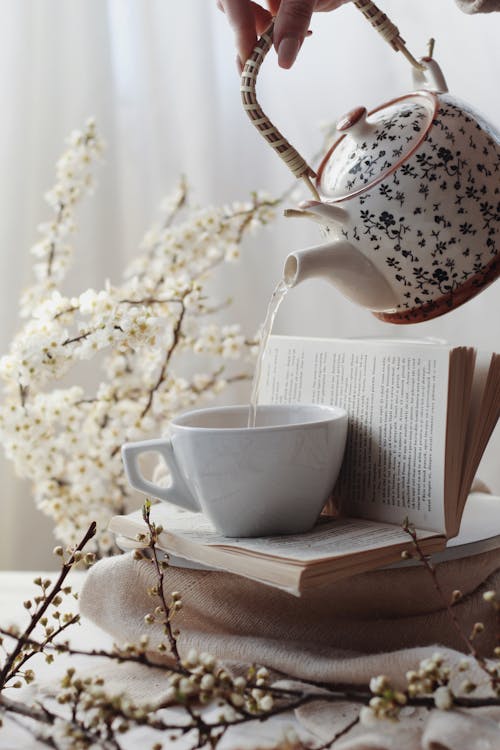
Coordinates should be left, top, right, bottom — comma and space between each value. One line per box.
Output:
236, 55, 243, 74
277, 36, 301, 69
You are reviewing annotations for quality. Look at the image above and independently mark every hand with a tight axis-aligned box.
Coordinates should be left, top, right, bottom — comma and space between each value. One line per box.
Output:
218, 0, 351, 70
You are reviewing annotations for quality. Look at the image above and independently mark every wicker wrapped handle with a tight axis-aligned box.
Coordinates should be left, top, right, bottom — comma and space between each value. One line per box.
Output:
353, 0, 425, 70
240, 22, 318, 197
241, 1, 425, 192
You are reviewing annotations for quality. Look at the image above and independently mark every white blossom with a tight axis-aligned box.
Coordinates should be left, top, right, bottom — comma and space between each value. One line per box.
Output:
369, 675, 389, 695
0, 122, 277, 552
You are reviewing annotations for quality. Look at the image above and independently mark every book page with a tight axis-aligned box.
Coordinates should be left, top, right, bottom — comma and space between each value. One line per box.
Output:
208, 519, 437, 561
110, 504, 439, 563
459, 352, 500, 510
258, 336, 449, 532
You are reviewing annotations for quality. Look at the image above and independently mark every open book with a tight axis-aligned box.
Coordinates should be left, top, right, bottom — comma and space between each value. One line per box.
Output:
110, 337, 500, 595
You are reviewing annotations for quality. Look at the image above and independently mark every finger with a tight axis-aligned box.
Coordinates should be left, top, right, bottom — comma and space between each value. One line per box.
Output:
273, 0, 315, 68
315, 0, 351, 10
220, 0, 272, 66
220, 0, 257, 65
253, 1, 274, 34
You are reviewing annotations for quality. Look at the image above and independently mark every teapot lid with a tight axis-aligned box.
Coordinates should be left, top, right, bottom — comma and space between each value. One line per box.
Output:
317, 93, 437, 201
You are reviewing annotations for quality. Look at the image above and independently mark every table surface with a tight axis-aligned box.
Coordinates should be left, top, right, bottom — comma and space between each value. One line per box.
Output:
0, 571, 308, 749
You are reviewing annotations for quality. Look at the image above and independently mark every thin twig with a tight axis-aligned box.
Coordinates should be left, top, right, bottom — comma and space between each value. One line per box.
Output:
314, 716, 360, 749
141, 304, 186, 421
142, 502, 182, 664
404, 521, 499, 690
118, 296, 184, 306
0, 522, 97, 688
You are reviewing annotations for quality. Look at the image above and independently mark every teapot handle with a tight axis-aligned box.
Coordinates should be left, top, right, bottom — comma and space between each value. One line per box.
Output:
240, 22, 319, 198
411, 57, 449, 94
241, 2, 428, 195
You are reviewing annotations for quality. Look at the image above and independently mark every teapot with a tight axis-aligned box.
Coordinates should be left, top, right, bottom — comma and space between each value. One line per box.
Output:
241, 13, 500, 323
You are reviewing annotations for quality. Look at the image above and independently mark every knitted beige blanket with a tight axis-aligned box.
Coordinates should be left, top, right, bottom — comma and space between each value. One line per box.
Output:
80, 543, 500, 749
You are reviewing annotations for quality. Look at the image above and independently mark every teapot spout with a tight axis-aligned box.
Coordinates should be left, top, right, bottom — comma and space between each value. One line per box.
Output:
283, 240, 399, 312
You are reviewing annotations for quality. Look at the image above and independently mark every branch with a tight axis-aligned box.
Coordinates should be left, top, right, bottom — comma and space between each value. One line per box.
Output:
140, 300, 186, 420
142, 501, 182, 664
0, 522, 97, 689
404, 520, 499, 690
62, 325, 123, 347
0, 694, 55, 725
118, 296, 184, 306
315, 717, 360, 750
46, 203, 65, 279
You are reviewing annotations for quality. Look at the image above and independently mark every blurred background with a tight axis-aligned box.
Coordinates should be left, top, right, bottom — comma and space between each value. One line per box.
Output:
0, 0, 498, 569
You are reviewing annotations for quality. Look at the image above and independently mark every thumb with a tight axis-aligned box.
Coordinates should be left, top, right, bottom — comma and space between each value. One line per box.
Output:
274, 0, 315, 68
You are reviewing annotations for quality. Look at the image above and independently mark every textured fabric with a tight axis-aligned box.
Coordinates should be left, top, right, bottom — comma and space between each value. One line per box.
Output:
81, 548, 500, 659
295, 700, 500, 749
80, 548, 500, 749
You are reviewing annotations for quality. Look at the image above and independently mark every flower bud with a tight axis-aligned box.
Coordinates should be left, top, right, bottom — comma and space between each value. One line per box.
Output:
369, 675, 389, 695
200, 674, 215, 691
185, 649, 199, 667
433, 686, 453, 710
259, 694, 273, 712
230, 692, 245, 708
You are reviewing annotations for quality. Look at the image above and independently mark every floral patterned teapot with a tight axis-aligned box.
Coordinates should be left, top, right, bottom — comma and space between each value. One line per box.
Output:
242, 20, 500, 323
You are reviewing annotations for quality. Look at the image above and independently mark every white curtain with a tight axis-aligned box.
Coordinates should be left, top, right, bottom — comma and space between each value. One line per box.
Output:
0, 0, 498, 568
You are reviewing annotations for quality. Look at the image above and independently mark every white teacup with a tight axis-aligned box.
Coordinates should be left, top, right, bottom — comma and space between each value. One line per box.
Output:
121, 403, 348, 538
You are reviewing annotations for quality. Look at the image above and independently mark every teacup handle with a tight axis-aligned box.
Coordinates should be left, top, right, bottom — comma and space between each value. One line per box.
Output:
121, 438, 200, 513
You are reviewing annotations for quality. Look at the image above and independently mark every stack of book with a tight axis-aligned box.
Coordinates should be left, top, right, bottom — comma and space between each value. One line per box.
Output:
110, 337, 500, 596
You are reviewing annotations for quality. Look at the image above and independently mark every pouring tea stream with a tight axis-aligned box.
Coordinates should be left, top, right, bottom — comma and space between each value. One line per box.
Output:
248, 277, 291, 428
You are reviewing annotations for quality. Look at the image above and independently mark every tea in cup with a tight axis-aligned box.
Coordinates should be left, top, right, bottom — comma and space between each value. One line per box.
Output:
121, 403, 347, 537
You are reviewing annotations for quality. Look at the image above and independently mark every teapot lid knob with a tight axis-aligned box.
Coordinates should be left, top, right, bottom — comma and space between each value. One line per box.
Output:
319, 95, 437, 200
336, 106, 375, 141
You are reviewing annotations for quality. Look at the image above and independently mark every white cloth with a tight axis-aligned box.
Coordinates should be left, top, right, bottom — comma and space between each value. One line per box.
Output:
80, 547, 500, 749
